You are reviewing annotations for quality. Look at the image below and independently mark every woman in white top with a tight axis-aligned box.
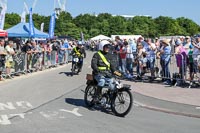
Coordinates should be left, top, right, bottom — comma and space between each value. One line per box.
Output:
5, 41, 15, 76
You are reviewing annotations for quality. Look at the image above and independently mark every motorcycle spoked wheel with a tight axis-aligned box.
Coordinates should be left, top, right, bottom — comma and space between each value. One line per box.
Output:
84, 85, 97, 107
111, 89, 133, 117
71, 63, 79, 76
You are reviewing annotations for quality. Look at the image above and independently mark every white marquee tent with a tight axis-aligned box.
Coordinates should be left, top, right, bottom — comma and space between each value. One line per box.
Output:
90, 34, 111, 41
111, 35, 142, 41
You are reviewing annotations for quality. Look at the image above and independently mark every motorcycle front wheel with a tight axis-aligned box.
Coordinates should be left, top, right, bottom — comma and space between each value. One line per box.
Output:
111, 89, 133, 117
71, 63, 78, 75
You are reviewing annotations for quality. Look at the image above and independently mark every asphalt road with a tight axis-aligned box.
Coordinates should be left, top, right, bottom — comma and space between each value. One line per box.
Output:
0, 51, 200, 133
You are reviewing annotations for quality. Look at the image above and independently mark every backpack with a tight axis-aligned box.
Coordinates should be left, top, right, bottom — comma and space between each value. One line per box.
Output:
172, 72, 182, 86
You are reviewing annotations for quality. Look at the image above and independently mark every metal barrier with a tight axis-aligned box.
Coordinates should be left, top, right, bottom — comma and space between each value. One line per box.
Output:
1, 49, 199, 88
186, 53, 200, 88
115, 52, 200, 88
0, 50, 72, 81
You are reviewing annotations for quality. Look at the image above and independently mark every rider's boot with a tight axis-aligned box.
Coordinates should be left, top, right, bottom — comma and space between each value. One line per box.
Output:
93, 86, 102, 103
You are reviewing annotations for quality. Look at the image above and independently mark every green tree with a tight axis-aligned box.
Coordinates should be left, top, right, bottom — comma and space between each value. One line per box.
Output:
109, 16, 126, 35
154, 16, 184, 36
129, 16, 157, 37
4, 13, 20, 29
73, 14, 97, 33
176, 17, 200, 36
89, 28, 100, 37
54, 11, 73, 35
96, 20, 110, 36
4, 12, 200, 39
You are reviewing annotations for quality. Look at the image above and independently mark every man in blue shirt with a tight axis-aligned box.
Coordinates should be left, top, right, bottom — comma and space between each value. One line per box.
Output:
160, 39, 171, 85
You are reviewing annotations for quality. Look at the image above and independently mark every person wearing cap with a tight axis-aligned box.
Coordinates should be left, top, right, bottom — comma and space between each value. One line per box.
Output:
5, 41, 15, 77
70, 41, 86, 72
159, 39, 172, 85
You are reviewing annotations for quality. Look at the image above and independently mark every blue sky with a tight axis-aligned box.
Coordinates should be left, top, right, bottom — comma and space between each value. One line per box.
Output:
6, 0, 200, 25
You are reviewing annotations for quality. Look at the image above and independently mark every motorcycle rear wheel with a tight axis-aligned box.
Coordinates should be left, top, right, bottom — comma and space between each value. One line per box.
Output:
84, 85, 96, 107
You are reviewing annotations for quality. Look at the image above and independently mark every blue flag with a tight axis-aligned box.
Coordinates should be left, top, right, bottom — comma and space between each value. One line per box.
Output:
29, 8, 35, 37
49, 13, 56, 39
0, 7, 6, 30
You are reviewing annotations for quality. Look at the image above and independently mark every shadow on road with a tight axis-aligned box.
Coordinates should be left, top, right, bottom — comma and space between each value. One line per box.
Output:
65, 98, 85, 107
59, 72, 74, 76
59, 71, 80, 77
65, 98, 113, 115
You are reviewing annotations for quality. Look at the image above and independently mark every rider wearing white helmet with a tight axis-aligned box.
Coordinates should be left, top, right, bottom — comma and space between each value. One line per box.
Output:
91, 40, 122, 101
98, 40, 109, 51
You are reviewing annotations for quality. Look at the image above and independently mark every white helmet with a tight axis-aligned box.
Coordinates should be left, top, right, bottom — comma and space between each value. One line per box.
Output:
98, 40, 110, 51
77, 41, 83, 45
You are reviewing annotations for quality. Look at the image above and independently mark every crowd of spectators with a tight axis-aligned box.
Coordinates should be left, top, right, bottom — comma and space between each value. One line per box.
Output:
0, 38, 82, 81
86, 35, 200, 86
1, 35, 200, 87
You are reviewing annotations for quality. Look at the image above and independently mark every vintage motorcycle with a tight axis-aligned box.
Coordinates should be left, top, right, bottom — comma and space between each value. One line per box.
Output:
84, 74, 133, 117
71, 55, 82, 76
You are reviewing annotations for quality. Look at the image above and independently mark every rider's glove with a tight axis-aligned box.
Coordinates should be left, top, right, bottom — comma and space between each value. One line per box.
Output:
114, 71, 122, 77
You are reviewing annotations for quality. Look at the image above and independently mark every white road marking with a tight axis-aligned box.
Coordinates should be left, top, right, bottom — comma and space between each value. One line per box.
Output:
0, 102, 16, 110
133, 101, 146, 107
59, 116, 66, 119
196, 107, 200, 110
60, 108, 83, 117
0, 113, 26, 125
0, 115, 11, 125
39, 111, 59, 119
0, 101, 33, 110
16, 101, 33, 109
40, 111, 51, 119
10, 113, 25, 119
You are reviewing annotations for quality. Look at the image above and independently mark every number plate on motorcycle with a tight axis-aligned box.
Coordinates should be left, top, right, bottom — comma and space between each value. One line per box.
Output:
73, 58, 79, 62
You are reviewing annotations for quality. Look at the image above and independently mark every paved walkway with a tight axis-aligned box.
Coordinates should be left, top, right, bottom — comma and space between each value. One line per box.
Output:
124, 80, 200, 106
